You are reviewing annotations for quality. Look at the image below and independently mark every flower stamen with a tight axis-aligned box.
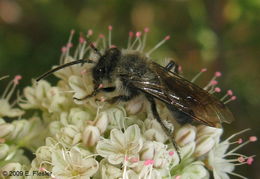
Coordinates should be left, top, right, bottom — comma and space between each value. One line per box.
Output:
146, 35, 170, 56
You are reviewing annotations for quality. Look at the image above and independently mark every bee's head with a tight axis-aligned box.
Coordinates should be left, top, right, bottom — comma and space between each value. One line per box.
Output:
92, 47, 121, 82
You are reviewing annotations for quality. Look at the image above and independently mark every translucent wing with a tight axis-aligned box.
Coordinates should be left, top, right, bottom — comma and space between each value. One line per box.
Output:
122, 62, 234, 128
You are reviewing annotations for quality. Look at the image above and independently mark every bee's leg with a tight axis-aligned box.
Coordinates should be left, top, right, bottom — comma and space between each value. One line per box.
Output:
165, 60, 179, 74
146, 95, 182, 163
107, 87, 139, 104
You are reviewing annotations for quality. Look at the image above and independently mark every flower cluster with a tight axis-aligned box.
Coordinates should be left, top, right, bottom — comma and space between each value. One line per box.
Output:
0, 26, 257, 179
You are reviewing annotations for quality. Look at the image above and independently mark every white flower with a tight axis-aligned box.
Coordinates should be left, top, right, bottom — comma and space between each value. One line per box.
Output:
172, 161, 209, 179
59, 107, 92, 131
140, 141, 174, 169
94, 159, 123, 179
20, 80, 69, 113
207, 129, 257, 179
83, 125, 101, 147
143, 118, 168, 143
0, 76, 24, 118
56, 125, 82, 147
0, 163, 23, 179
0, 118, 14, 138
0, 143, 9, 160
51, 146, 99, 179
176, 124, 197, 147
96, 124, 143, 165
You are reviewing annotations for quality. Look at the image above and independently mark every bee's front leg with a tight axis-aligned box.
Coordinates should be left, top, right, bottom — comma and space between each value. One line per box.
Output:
106, 88, 139, 104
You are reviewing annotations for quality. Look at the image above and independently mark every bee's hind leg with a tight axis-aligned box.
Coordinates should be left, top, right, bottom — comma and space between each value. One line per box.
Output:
145, 95, 182, 163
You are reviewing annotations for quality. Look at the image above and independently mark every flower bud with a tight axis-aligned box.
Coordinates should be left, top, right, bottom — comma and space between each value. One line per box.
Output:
83, 126, 100, 147
195, 136, 215, 157
0, 144, 9, 160
35, 146, 52, 162
197, 125, 223, 144
8, 120, 30, 140
95, 112, 108, 134
49, 121, 62, 136
0, 123, 14, 138
1, 162, 22, 173
176, 124, 196, 147
197, 125, 223, 138
57, 125, 81, 147
140, 141, 155, 160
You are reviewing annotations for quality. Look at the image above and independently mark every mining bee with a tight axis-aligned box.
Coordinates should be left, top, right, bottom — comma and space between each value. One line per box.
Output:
37, 37, 234, 161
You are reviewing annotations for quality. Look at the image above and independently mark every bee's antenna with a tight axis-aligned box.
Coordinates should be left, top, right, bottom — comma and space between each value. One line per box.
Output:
36, 59, 94, 81
85, 37, 102, 57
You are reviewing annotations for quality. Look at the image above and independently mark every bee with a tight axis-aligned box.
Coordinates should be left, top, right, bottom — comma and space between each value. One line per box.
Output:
37, 40, 234, 161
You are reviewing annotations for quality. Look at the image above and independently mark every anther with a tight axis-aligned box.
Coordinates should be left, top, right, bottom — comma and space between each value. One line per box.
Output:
249, 136, 257, 142
237, 138, 243, 144
169, 151, 174, 156
13, 75, 22, 85
87, 29, 93, 36
247, 157, 254, 165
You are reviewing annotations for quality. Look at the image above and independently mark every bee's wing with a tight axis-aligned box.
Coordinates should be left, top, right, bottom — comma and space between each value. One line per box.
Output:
123, 62, 234, 127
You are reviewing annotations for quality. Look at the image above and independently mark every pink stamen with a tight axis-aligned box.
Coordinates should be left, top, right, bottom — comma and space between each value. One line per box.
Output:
67, 42, 73, 48
13, 75, 22, 85
231, 96, 237, 101
200, 68, 207, 72
110, 45, 117, 48
144, 27, 150, 33
108, 25, 113, 31
131, 157, 139, 163
129, 31, 134, 37
99, 34, 104, 38
237, 156, 245, 163
215, 71, 222, 77
79, 36, 85, 43
136, 31, 142, 37
210, 80, 218, 85
214, 87, 221, 93
87, 29, 93, 36
98, 84, 104, 89
164, 35, 171, 41
70, 29, 75, 35
175, 176, 181, 179
92, 42, 97, 47
249, 136, 257, 142
247, 157, 254, 165
237, 138, 243, 144
227, 90, 233, 96
144, 159, 154, 166
169, 151, 174, 156
125, 156, 129, 161
61, 46, 67, 53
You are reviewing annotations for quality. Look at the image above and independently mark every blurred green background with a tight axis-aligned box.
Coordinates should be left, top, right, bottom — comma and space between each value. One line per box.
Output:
0, 0, 259, 178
